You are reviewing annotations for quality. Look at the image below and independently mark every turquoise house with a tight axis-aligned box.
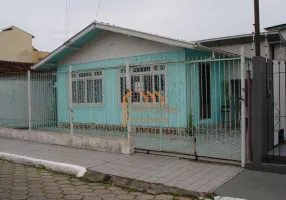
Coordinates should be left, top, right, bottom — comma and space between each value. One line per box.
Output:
32, 21, 242, 133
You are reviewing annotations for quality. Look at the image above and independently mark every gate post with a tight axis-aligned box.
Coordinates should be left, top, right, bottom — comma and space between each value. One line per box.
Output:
250, 57, 273, 166
126, 59, 132, 148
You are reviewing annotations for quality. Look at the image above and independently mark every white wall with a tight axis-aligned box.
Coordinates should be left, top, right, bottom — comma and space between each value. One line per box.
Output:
211, 42, 271, 59
59, 30, 182, 65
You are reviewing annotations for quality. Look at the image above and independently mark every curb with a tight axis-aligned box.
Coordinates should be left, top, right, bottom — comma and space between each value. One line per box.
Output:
0, 152, 213, 199
83, 169, 213, 199
0, 152, 86, 177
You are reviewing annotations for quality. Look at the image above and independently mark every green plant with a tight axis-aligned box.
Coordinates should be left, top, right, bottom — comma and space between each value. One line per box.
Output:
187, 111, 196, 136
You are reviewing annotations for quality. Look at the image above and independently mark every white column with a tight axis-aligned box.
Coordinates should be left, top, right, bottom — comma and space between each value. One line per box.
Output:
241, 45, 246, 167
68, 66, 73, 134
28, 71, 32, 131
126, 59, 131, 145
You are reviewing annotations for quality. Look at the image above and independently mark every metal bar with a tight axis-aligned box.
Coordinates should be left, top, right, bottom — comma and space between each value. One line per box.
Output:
68, 66, 73, 134
28, 71, 32, 131
190, 64, 197, 158
241, 46, 246, 167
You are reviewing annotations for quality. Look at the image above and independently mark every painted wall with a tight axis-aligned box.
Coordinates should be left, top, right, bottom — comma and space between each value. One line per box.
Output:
0, 26, 33, 62
32, 50, 50, 63
57, 50, 188, 128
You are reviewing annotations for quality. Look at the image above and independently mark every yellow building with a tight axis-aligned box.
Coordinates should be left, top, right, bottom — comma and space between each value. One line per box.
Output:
0, 25, 49, 63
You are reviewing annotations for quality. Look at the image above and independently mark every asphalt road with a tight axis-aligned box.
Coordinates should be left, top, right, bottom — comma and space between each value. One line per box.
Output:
214, 169, 286, 200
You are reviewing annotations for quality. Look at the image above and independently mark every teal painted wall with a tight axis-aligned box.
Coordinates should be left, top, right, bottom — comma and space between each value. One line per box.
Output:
57, 50, 188, 127
185, 49, 226, 126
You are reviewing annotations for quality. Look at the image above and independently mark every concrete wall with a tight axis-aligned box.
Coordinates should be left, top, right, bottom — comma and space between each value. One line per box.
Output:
59, 30, 182, 65
0, 26, 33, 62
0, 127, 134, 154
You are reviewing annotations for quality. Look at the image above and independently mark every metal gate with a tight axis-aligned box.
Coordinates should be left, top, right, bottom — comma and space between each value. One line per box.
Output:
265, 60, 286, 164
126, 54, 250, 164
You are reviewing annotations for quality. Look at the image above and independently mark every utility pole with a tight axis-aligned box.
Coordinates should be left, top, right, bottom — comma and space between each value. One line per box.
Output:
254, 0, 261, 56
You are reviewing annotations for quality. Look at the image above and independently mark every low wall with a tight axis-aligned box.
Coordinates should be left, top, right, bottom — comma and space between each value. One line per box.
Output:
0, 127, 134, 155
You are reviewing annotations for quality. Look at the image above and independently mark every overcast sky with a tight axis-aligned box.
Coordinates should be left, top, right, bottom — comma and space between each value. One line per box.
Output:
0, 0, 285, 52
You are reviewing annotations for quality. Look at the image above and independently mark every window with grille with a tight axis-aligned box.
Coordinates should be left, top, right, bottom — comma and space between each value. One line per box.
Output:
119, 65, 166, 104
72, 70, 103, 104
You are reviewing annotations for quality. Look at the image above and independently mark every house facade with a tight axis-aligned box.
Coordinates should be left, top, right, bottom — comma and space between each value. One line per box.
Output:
33, 22, 241, 128
31, 21, 246, 161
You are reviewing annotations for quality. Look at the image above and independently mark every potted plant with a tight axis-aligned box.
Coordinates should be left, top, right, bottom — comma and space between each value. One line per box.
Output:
187, 111, 196, 136
221, 80, 231, 128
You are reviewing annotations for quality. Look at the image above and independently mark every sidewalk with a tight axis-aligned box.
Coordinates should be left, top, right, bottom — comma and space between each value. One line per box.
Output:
0, 138, 242, 194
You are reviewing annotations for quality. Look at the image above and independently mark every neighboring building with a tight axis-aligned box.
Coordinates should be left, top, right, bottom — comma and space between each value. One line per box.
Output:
32, 47, 50, 63
196, 24, 286, 61
0, 25, 49, 63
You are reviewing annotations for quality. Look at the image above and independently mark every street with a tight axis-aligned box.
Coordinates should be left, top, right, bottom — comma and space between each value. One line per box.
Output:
0, 160, 193, 200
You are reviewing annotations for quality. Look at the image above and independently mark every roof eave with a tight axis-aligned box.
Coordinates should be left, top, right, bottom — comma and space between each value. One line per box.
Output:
32, 22, 96, 70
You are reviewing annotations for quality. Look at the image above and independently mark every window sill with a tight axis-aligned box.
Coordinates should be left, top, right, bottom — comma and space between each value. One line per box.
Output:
118, 103, 169, 108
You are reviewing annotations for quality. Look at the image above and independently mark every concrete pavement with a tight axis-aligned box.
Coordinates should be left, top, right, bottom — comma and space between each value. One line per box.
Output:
0, 138, 242, 194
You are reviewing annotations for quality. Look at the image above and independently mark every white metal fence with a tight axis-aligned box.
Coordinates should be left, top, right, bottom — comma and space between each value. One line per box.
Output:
0, 54, 250, 164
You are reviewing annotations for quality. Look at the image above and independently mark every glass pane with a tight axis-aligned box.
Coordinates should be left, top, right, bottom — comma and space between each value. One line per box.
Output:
79, 72, 92, 77
131, 76, 140, 103
120, 68, 126, 73
154, 75, 165, 102
120, 77, 127, 103
87, 80, 94, 103
143, 75, 153, 103
77, 80, 86, 103
72, 81, 77, 103
94, 79, 103, 103
94, 71, 102, 76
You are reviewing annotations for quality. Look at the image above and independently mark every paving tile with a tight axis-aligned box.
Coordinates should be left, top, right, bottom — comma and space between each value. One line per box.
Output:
196, 185, 214, 192
185, 183, 204, 191
205, 180, 223, 188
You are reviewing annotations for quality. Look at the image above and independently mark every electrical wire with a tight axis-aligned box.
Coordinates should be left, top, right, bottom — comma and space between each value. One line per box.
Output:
96, 0, 102, 20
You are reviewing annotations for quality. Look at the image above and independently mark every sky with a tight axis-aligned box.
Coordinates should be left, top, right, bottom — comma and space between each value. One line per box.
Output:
0, 0, 285, 52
